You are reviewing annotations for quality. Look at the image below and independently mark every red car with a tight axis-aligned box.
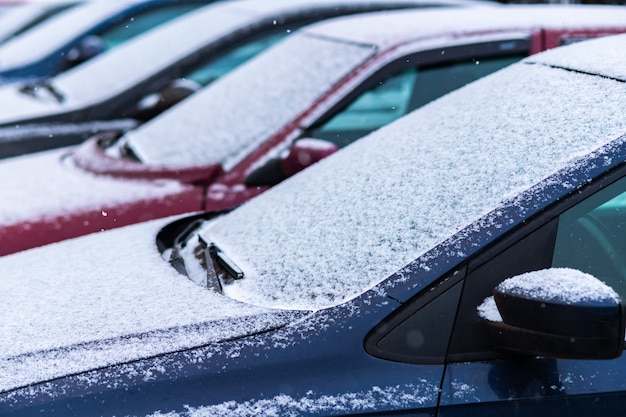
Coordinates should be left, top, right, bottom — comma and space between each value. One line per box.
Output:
3, 4, 626, 256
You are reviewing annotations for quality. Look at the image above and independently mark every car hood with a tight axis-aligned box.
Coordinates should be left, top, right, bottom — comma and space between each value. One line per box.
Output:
0, 83, 71, 126
0, 217, 303, 393
0, 148, 190, 228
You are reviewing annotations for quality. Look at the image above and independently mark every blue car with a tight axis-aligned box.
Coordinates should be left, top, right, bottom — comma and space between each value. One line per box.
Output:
2, 31, 626, 416
0, 0, 208, 85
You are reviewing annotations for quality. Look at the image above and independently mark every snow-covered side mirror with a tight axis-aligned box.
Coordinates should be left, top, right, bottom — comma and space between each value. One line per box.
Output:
133, 78, 201, 121
63, 35, 106, 68
245, 138, 338, 187
479, 268, 625, 359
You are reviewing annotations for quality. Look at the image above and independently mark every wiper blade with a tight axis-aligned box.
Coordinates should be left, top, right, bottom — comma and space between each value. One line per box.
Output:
18, 79, 65, 103
207, 242, 244, 281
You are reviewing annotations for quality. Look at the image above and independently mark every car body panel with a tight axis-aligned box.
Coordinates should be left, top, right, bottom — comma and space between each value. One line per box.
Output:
0, 1, 76, 45
4, 28, 626, 417
0, 0, 205, 85
0, 0, 466, 155
3, 5, 626, 258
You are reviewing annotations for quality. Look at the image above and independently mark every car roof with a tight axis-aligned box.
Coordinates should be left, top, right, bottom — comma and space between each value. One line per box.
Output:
126, 4, 626, 168
302, 4, 626, 50
0, 0, 164, 70
0, 1, 75, 44
198, 33, 626, 311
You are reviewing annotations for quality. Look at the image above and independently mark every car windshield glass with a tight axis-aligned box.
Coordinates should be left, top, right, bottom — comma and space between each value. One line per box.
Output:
124, 34, 376, 169
185, 30, 290, 87
195, 63, 626, 311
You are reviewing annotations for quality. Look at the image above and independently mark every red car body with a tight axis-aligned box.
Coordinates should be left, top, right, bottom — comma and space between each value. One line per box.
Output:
3, 5, 626, 256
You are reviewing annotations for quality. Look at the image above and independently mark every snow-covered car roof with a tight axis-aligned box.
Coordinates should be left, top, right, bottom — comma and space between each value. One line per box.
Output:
0, 0, 478, 126
125, 4, 626, 168
0, 1, 144, 70
0, 1, 75, 44
196, 33, 626, 311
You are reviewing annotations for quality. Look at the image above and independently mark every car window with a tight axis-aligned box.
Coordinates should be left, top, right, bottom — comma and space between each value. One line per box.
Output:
308, 53, 524, 148
185, 31, 290, 87
553, 175, 626, 298
98, 4, 200, 50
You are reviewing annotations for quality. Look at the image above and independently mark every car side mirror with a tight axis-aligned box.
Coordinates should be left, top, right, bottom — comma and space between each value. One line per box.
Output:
133, 78, 201, 121
245, 138, 338, 187
63, 35, 106, 68
479, 268, 625, 359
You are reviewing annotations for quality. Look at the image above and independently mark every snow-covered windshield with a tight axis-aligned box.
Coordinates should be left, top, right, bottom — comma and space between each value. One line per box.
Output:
125, 33, 376, 168
196, 60, 626, 311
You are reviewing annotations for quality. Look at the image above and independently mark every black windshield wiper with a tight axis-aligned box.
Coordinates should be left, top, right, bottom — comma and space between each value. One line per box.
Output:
18, 79, 65, 103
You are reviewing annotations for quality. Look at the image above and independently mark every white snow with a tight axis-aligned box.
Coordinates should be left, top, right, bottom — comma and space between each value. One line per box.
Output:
0, 148, 188, 225
477, 297, 502, 322
0, 2, 131, 70
496, 268, 620, 304
0, 218, 297, 392
198, 52, 626, 310
126, 4, 626, 169
527, 32, 626, 82
0, 3, 70, 44
126, 34, 375, 168
145, 383, 439, 417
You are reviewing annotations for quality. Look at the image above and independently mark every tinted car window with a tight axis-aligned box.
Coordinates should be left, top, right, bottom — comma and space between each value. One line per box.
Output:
99, 4, 200, 50
308, 53, 524, 147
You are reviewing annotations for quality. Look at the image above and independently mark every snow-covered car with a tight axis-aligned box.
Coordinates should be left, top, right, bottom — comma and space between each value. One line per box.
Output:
0, 1, 76, 45
4, 4, 626, 257
0, 0, 207, 85
0, 0, 477, 158
3, 32, 626, 416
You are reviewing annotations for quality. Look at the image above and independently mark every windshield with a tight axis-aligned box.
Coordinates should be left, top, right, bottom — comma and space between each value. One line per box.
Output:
193, 63, 626, 311
124, 33, 376, 169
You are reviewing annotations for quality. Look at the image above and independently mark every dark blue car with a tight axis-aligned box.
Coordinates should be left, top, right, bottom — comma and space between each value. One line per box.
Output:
0, 0, 207, 85
2, 31, 626, 416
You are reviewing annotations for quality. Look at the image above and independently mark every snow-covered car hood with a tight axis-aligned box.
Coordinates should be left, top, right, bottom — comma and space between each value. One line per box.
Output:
0, 217, 303, 393
0, 148, 189, 227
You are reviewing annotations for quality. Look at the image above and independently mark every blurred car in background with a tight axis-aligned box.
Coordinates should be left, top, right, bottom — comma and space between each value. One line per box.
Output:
0, 1, 76, 45
3, 4, 626, 256
3, 32, 626, 416
0, 0, 209, 85
0, 0, 480, 158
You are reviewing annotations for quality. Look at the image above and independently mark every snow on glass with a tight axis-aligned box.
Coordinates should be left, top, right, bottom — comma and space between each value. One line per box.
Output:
125, 34, 375, 168
199, 60, 626, 311
0, 218, 297, 391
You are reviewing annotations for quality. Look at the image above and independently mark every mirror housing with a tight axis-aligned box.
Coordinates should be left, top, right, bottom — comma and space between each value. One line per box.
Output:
64, 35, 105, 68
133, 78, 201, 121
245, 138, 338, 187
481, 268, 625, 359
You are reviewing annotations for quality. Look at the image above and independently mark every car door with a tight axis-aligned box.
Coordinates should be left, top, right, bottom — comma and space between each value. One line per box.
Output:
301, 36, 532, 149
438, 167, 626, 416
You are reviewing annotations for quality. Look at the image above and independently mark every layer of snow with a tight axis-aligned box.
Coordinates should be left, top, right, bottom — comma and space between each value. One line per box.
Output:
0, 3, 69, 44
477, 297, 502, 322
199, 60, 626, 311
0, 218, 298, 392
0, 1, 131, 69
497, 268, 620, 304
304, 5, 626, 50
127, 34, 374, 168
127, 4, 626, 169
527, 32, 626, 82
0, 148, 187, 225
147, 383, 439, 416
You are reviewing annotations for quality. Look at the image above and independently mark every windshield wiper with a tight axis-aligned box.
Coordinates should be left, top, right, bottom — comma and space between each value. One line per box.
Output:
18, 79, 65, 103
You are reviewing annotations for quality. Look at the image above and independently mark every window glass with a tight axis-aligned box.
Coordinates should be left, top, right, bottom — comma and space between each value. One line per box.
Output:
99, 4, 199, 50
309, 54, 524, 148
553, 175, 626, 298
185, 31, 289, 86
